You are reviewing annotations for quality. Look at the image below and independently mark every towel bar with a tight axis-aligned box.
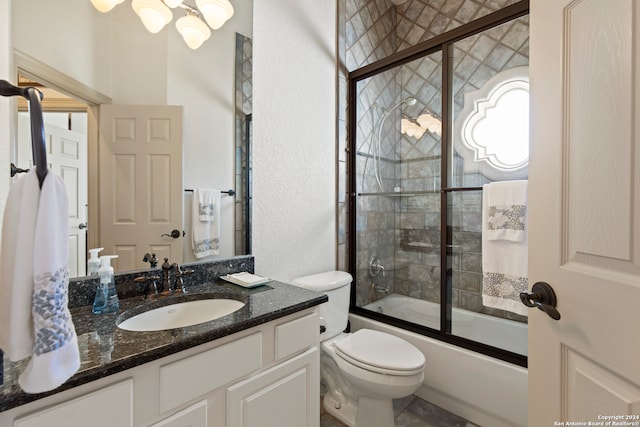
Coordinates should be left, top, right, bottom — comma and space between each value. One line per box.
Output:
184, 189, 235, 196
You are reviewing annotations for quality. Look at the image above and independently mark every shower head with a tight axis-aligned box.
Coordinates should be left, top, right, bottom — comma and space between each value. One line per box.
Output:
381, 97, 417, 114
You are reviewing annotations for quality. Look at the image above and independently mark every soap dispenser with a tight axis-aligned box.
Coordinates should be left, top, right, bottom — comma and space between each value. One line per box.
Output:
87, 248, 103, 276
92, 255, 120, 314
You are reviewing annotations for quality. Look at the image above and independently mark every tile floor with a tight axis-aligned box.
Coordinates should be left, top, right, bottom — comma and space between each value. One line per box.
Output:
319, 395, 479, 427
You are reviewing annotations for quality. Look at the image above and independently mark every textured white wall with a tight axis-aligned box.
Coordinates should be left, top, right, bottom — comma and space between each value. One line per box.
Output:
252, 0, 337, 282
12, 0, 112, 97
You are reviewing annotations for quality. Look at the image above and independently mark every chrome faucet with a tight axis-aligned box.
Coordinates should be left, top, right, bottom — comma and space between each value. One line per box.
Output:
171, 263, 194, 293
161, 258, 174, 292
371, 283, 389, 295
369, 255, 386, 277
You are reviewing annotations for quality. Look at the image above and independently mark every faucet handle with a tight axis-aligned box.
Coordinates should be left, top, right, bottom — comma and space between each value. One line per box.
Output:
134, 274, 161, 299
174, 265, 194, 277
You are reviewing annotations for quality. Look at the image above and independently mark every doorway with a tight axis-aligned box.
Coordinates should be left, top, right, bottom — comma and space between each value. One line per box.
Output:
16, 75, 89, 277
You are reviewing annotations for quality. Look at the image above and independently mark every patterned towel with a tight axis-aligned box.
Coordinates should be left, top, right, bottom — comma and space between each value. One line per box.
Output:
192, 188, 221, 258
0, 169, 80, 393
481, 181, 528, 316
196, 188, 219, 222
485, 180, 527, 242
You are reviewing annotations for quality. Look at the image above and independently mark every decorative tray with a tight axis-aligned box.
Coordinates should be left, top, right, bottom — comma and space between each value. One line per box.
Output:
220, 272, 272, 288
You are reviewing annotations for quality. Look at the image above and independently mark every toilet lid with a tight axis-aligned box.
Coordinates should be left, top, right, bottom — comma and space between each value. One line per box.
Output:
334, 329, 425, 376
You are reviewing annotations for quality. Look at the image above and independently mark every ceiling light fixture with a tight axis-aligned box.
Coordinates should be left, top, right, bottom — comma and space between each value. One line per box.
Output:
90, 0, 233, 49
90, 0, 126, 13
401, 112, 442, 139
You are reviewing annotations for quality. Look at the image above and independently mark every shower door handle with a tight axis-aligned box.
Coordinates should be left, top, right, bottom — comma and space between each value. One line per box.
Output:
520, 282, 561, 320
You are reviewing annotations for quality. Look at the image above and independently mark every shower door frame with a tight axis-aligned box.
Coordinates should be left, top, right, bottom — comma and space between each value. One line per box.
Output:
347, 0, 530, 368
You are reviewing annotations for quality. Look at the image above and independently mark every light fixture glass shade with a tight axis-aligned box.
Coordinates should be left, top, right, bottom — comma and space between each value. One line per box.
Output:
132, 0, 173, 34
417, 113, 442, 135
164, 0, 184, 7
176, 15, 211, 49
196, 0, 234, 30
90, 0, 121, 13
400, 118, 411, 134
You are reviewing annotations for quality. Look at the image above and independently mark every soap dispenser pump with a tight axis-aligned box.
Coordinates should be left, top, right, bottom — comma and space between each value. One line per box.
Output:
87, 248, 103, 276
92, 255, 120, 315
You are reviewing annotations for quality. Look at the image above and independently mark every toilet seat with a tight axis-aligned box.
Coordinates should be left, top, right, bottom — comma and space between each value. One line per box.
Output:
334, 329, 425, 376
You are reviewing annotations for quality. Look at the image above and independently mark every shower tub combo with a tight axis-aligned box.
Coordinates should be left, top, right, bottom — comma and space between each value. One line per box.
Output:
345, 2, 531, 426
352, 294, 527, 427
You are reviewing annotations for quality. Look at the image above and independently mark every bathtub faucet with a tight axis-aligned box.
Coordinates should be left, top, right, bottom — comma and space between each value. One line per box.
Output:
371, 283, 389, 295
369, 255, 386, 277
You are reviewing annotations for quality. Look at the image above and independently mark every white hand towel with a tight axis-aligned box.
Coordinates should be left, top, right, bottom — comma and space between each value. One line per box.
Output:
196, 188, 219, 222
0, 169, 80, 393
0, 169, 40, 361
484, 180, 527, 242
481, 183, 528, 316
192, 188, 221, 258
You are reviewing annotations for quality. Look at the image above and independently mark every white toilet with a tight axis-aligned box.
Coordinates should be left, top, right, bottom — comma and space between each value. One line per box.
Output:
292, 271, 425, 427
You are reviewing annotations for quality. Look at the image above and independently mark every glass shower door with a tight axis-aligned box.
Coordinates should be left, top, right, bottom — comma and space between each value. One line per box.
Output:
353, 51, 443, 332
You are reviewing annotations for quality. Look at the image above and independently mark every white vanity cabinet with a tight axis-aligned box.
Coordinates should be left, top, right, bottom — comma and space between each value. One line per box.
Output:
1, 308, 320, 427
226, 347, 319, 427
227, 313, 321, 427
150, 401, 207, 427
12, 379, 134, 427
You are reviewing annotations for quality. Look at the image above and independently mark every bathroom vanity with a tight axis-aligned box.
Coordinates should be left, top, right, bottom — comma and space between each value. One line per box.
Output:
0, 259, 327, 427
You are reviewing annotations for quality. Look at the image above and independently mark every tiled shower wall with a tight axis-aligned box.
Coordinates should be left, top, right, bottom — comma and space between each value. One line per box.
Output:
337, 0, 528, 322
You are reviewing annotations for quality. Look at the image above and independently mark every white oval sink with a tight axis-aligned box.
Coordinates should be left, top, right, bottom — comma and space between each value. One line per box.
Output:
117, 299, 245, 332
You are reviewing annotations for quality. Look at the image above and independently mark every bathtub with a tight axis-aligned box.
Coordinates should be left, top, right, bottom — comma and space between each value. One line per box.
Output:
363, 294, 528, 355
352, 294, 528, 427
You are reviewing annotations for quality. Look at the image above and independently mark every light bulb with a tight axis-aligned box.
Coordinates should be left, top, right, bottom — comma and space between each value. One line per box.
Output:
164, 0, 184, 7
132, 0, 173, 34
90, 0, 121, 13
176, 15, 211, 49
196, 0, 234, 30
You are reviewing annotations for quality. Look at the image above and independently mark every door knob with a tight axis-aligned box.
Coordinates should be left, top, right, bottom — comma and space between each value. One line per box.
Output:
161, 229, 181, 239
520, 281, 561, 320
78, 223, 87, 229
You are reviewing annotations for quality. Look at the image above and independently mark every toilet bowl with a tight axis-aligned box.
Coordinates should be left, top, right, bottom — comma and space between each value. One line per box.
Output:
291, 271, 425, 427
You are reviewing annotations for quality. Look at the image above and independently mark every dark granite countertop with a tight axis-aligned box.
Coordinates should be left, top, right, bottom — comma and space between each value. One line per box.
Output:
0, 279, 327, 413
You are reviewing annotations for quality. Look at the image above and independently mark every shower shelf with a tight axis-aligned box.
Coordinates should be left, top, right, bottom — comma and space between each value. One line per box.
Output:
357, 190, 438, 197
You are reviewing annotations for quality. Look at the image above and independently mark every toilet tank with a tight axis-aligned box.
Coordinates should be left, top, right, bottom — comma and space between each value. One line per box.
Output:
291, 271, 352, 340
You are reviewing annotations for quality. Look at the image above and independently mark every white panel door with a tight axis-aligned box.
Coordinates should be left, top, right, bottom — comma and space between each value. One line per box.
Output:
98, 105, 183, 272
529, 0, 640, 425
17, 114, 88, 277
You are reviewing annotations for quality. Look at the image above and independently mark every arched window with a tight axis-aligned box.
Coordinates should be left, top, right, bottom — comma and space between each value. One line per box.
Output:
454, 66, 529, 180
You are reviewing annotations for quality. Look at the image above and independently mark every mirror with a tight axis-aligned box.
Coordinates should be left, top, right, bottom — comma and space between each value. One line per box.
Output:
16, 76, 89, 278
10, 0, 253, 278
234, 33, 253, 256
